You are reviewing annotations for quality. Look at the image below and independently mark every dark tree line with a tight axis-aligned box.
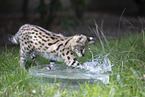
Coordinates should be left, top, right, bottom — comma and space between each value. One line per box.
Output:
134, 0, 145, 15
22, 0, 91, 26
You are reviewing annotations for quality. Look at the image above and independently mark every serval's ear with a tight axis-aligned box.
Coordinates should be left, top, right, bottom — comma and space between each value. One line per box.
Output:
87, 37, 96, 44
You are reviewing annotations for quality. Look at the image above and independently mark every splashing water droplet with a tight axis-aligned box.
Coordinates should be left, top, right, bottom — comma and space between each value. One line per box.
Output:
88, 48, 94, 62
83, 48, 112, 74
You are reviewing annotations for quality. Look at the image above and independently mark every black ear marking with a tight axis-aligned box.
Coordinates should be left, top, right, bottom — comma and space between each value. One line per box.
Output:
87, 37, 96, 44
87, 37, 96, 41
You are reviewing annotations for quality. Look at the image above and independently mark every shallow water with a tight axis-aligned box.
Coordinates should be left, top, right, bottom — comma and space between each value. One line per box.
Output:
29, 53, 112, 86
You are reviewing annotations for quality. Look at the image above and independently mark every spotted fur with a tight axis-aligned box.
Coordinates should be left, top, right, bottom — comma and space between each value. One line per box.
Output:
9, 24, 95, 69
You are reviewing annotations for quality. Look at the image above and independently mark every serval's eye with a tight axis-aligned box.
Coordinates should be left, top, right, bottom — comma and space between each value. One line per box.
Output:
79, 37, 82, 40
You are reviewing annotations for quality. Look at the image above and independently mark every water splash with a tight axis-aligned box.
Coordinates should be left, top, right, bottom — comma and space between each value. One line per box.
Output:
29, 48, 113, 85
82, 48, 112, 74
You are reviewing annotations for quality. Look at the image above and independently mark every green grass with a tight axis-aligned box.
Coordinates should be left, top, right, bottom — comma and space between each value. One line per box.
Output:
0, 33, 145, 97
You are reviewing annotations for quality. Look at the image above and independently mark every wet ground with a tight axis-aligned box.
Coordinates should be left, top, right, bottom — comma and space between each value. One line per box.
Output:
0, 12, 145, 48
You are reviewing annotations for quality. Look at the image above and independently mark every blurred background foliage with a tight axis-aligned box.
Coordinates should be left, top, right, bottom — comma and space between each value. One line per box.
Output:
1, 0, 145, 28
0, 0, 145, 46
26, 0, 91, 27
